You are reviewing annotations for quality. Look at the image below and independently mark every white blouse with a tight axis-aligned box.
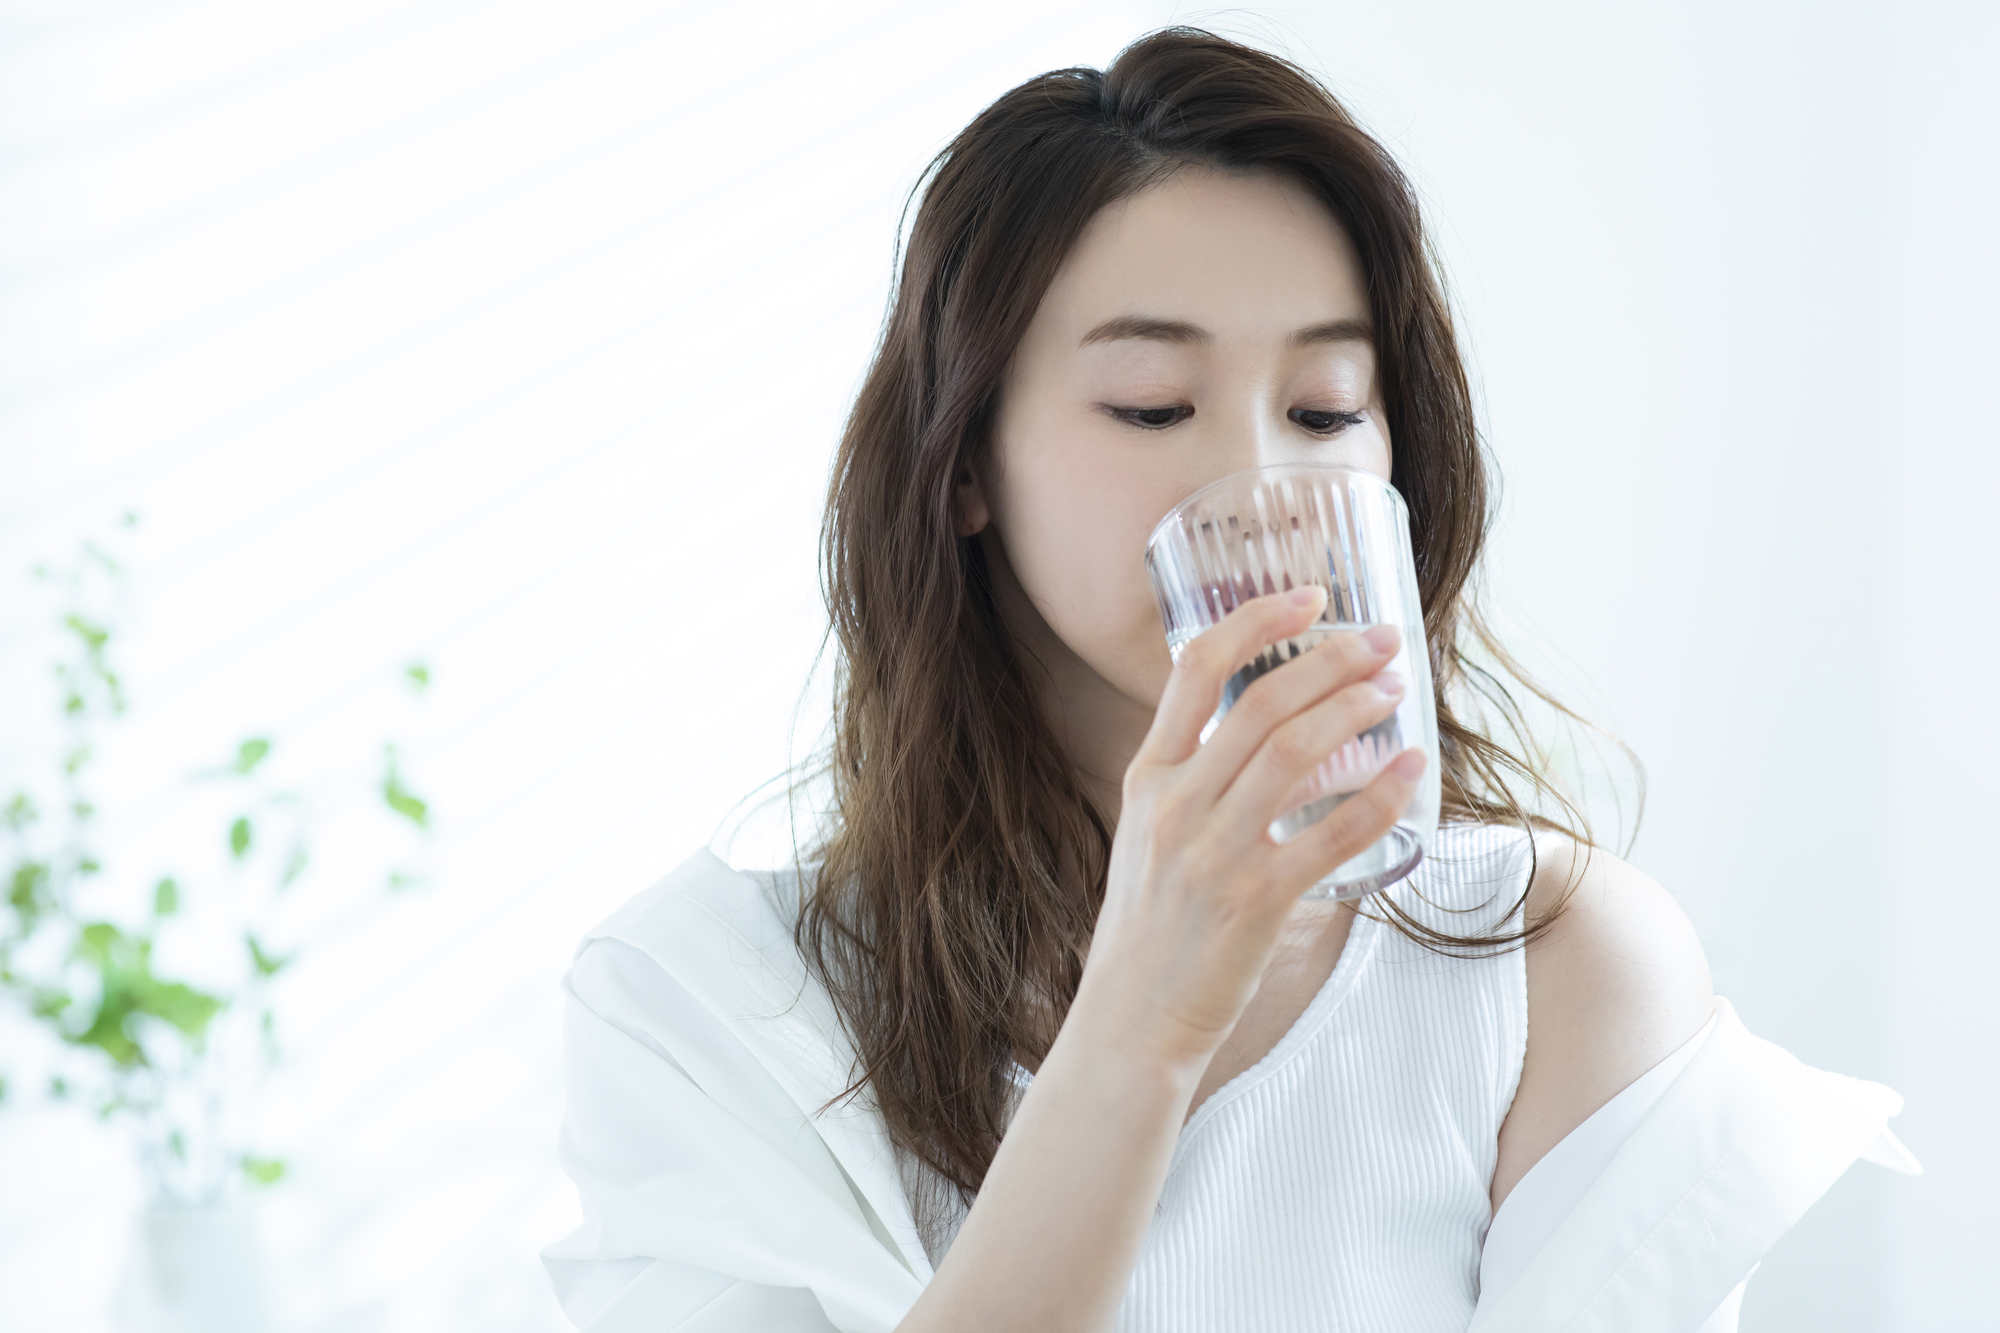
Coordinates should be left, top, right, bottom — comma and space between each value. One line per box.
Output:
917, 823, 1533, 1330
540, 834, 1919, 1331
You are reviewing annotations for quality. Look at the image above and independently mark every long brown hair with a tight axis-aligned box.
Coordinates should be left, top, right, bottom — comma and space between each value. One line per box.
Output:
784, 27, 1635, 1216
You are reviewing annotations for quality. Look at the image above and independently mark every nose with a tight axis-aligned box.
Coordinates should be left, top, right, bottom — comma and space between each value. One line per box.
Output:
1212, 393, 1293, 476
1161, 389, 1308, 510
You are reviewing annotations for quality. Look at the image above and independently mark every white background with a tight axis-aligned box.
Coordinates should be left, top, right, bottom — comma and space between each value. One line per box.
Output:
1, 2, 1993, 1329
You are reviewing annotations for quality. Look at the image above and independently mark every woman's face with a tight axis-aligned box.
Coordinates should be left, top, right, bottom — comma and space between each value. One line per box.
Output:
960, 166, 1391, 714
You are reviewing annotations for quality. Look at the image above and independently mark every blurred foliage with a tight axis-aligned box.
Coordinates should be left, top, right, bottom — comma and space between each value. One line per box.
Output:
241, 1155, 286, 1187
0, 525, 437, 1204
381, 744, 430, 830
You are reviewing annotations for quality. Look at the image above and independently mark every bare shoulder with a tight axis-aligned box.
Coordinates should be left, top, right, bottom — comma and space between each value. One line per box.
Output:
1490, 830, 1715, 1212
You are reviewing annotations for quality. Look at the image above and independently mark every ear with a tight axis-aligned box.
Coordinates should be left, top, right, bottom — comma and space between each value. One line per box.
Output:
953, 462, 991, 537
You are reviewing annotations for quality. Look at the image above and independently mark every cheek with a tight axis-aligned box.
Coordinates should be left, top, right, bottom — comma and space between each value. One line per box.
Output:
999, 436, 1179, 700
1368, 424, 1393, 479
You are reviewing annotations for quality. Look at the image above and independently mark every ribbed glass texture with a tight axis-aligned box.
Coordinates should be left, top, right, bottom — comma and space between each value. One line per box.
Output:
1143, 464, 1441, 899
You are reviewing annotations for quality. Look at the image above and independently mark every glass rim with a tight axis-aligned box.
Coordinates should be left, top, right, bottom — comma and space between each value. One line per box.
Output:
1144, 462, 1402, 553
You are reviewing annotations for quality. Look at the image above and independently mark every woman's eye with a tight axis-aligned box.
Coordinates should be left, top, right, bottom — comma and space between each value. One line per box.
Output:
1110, 405, 1193, 430
1290, 408, 1366, 435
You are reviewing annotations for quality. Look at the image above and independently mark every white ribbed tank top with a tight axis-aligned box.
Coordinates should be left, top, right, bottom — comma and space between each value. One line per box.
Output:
908, 821, 1535, 1331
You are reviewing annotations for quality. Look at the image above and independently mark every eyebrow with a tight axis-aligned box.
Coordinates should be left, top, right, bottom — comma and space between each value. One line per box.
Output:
1077, 314, 1374, 348
1079, 315, 1208, 347
1289, 318, 1373, 348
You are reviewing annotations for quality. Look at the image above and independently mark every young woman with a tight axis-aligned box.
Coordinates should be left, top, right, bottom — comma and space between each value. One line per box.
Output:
541, 29, 1915, 1333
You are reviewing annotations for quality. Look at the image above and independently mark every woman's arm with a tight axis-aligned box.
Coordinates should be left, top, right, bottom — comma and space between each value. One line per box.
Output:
1491, 833, 1716, 1213
897, 585, 1423, 1333
892, 969, 1206, 1331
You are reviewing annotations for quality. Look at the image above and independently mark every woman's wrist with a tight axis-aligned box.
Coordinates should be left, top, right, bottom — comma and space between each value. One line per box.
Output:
1059, 962, 1218, 1091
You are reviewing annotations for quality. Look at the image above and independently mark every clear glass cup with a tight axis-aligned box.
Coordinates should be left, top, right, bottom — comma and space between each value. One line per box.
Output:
1144, 463, 1440, 900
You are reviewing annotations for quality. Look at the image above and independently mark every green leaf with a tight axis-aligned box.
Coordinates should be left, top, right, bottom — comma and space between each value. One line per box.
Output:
241, 1155, 286, 1187
246, 934, 290, 978
68, 922, 226, 1063
229, 817, 252, 858
153, 878, 179, 915
62, 747, 91, 777
405, 662, 430, 691
2, 794, 34, 832
72, 1007, 144, 1067
76, 921, 122, 961
147, 981, 224, 1037
49, 1076, 68, 1099
76, 856, 100, 876
280, 844, 309, 888
386, 869, 423, 892
382, 746, 429, 829
63, 614, 108, 653
232, 738, 271, 775
169, 1130, 186, 1161
72, 924, 149, 1065
8, 861, 51, 927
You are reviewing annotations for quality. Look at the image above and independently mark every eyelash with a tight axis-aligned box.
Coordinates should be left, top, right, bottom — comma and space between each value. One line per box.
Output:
1290, 408, 1367, 435
1106, 405, 1367, 435
1109, 405, 1193, 429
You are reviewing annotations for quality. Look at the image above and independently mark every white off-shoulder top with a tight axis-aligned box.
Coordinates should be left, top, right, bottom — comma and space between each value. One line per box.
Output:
540, 827, 1918, 1331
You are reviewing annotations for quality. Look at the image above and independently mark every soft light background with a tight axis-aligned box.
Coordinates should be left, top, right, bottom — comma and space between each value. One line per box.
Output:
1, 1, 1992, 1330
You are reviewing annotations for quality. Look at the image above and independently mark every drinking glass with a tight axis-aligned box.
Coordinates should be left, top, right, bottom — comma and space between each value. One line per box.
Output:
1144, 463, 1440, 900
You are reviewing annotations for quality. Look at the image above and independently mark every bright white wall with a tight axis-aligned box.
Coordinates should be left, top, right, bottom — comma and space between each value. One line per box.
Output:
0, 2, 1154, 1328
1879, 4, 2000, 1326
1, 2, 1991, 1330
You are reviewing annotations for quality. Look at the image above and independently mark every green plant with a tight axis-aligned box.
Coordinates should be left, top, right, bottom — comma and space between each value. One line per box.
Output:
0, 527, 435, 1204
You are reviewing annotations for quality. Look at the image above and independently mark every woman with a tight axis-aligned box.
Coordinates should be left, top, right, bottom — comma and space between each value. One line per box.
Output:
541, 29, 1915, 1333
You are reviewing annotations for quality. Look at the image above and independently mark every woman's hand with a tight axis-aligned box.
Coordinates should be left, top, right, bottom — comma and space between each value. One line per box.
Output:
1077, 584, 1426, 1070
897, 584, 1423, 1333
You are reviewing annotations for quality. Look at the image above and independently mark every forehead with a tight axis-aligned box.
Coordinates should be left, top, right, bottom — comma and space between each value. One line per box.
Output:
1030, 167, 1368, 343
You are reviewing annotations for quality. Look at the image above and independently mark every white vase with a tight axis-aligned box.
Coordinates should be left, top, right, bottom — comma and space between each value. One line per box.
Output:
114, 1197, 273, 1333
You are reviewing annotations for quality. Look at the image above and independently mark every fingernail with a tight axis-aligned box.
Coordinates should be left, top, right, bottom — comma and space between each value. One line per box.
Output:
1374, 671, 1405, 697
1287, 585, 1324, 608
1363, 624, 1400, 654
1391, 749, 1426, 780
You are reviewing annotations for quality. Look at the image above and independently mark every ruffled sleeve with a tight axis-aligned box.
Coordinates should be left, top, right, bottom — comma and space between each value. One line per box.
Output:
1470, 996, 1919, 1332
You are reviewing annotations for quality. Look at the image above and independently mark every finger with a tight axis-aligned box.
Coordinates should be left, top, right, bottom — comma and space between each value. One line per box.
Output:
1265, 747, 1427, 896
1179, 622, 1402, 806
1135, 585, 1327, 768
1207, 671, 1406, 834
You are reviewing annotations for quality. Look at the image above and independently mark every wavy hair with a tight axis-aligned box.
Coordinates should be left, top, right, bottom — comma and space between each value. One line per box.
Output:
780, 27, 1637, 1216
